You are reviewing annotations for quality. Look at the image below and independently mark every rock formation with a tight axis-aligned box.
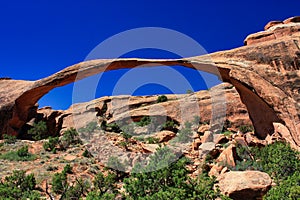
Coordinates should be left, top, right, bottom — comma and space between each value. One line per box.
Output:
0, 16, 299, 150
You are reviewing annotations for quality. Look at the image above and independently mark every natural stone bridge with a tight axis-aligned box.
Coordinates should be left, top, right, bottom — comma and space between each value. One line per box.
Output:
0, 17, 300, 149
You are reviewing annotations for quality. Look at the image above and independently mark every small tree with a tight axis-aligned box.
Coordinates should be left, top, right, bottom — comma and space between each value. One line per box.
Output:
28, 121, 48, 140
157, 95, 168, 103
52, 172, 67, 194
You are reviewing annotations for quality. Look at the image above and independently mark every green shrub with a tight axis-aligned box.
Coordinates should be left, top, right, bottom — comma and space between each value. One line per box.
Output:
136, 116, 151, 127
61, 128, 82, 148
90, 171, 117, 198
124, 147, 226, 199
161, 120, 176, 131
172, 126, 193, 143
192, 115, 201, 125
0, 170, 40, 199
264, 171, 300, 200
239, 125, 254, 133
121, 131, 132, 140
65, 178, 89, 200
28, 121, 48, 140
63, 164, 73, 174
0, 146, 36, 161
146, 137, 159, 144
82, 149, 92, 158
186, 89, 193, 94
118, 141, 129, 149
157, 95, 168, 103
253, 142, 300, 182
3, 134, 17, 144
52, 172, 67, 194
17, 145, 30, 157
43, 136, 59, 152
105, 123, 122, 133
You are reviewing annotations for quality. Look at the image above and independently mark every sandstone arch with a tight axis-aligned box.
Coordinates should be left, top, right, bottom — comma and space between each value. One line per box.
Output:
0, 17, 299, 149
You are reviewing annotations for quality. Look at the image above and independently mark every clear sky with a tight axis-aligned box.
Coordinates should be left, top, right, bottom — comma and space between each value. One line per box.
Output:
1, 0, 299, 110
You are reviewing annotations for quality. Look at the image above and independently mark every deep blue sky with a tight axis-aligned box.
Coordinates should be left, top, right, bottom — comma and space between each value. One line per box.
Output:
1, 1, 299, 110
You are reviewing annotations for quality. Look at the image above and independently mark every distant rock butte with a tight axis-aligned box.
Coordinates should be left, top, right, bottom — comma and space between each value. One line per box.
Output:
0, 16, 299, 150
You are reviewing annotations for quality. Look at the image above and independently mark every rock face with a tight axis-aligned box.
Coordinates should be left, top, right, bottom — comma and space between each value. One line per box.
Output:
0, 17, 299, 150
217, 171, 272, 200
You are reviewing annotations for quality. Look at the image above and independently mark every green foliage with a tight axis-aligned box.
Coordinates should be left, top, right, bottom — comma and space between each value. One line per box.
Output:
90, 171, 117, 198
146, 137, 159, 144
118, 141, 129, 149
105, 123, 122, 133
239, 124, 254, 133
136, 116, 151, 127
0, 170, 40, 199
192, 115, 201, 125
3, 134, 17, 144
124, 147, 226, 199
65, 178, 89, 200
172, 124, 193, 143
0, 146, 36, 161
106, 156, 126, 172
17, 145, 30, 157
253, 142, 300, 182
28, 121, 48, 140
82, 149, 92, 158
222, 131, 233, 137
52, 172, 67, 194
121, 131, 132, 140
161, 120, 176, 131
264, 171, 300, 200
43, 136, 59, 152
63, 164, 73, 174
61, 128, 82, 148
231, 141, 300, 199
186, 89, 193, 94
232, 142, 300, 180
156, 95, 168, 103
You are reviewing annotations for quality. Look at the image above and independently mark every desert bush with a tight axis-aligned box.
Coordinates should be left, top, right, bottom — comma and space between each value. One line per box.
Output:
0, 170, 40, 199
65, 178, 89, 200
0, 145, 36, 161
124, 147, 227, 199
61, 128, 82, 149
239, 124, 254, 133
105, 123, 122, 133
161, 120, 176, 131
136, 116, 151, 127
63, 164, 73, 174
52, 172, 67, 194
89, 171, 117, 198
172, 125, 193, 143
156, 95, 168, 103
3, 134, 17, 144
43, 136, 59, 152
264, 171, 300, 200
28, 121, 48, 140
146, 137, 159, 144
82, 149, 92, 158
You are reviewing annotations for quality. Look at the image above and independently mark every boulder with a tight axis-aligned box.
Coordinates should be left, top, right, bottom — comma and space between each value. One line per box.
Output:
201, 131, 213, 143
199, 142, 215, 159
217, 171, 272, 200
216, 144, 237, 167
153, 130, 175, 142
197, 124, 210, 134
